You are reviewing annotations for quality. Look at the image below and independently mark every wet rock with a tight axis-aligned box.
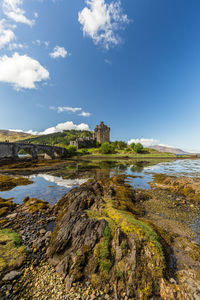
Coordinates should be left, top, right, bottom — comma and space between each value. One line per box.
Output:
3, 270, 22, 281
40, 228, 46, 235
44, 231, 52, 239
6, 213, 17, 219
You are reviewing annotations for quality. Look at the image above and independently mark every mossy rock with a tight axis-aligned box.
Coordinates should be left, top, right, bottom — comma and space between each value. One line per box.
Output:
48, 175, 167, 298
0, 206, 9, 217
23, 197, 49, 213
0, 229, 26, 274
0, 175, 33, 191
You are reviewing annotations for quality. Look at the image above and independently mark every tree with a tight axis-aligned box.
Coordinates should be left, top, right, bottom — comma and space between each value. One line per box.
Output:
66, 145, 77, 155
134, 143, 143, 153
130, 143, 135, 150
117, 141, 127, 150
99, 142, 115, 154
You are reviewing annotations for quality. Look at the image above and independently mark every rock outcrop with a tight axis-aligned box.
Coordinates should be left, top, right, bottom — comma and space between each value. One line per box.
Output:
47, 175, 200, 299
47, 176, 166, 298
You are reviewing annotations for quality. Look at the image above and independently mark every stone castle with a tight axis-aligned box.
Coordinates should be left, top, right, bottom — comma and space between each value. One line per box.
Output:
70, 122, 110, 149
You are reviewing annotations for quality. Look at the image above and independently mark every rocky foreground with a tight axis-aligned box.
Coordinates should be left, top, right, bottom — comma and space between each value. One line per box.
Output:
0, 174, 200, 299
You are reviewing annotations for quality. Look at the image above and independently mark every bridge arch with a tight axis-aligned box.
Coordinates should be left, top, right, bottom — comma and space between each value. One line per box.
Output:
0, 142, 68, 160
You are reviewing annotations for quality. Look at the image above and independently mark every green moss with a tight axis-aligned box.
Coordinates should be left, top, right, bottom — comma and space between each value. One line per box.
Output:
93, 224, 112, 277
0, 175, 33, 191
104, 197, 163, 257
0, 229, 26, 272
0, 218, 7, 225
0, 200, 16, 209
0, 229, 22, 246
23, 197, 49, 213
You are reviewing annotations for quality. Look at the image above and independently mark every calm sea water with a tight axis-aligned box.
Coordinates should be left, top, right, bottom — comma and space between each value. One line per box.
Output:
1, 159, 200, 204
0, 158, 200, 244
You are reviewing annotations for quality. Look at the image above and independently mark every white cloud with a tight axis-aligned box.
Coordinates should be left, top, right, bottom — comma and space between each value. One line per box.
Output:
128, 138, 160, 147
0, 52, 49, 90
34, 12, 39, 19
9, 121, 90, 135
8, 42, 27, 50
50, 106, 82, 113
9, 129, 24, 133
0, 19, 16, 49
2, 0, 34, 26
78, 111, 91, 117
32, 39, 41, 46
50, 46, 68, 59
78, 0, 129, 49
32, 174, 88, 189
44, 41, 49, 47
40, 121, 90, 134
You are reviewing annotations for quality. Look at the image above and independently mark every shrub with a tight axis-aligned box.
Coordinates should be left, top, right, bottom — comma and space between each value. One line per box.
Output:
99, 142, 115, 154
124, 147, 132, 152
130, 143, 135, 150
80, 149, 89, 155
66, 145, 77, 155
134, 143, 144, 153
112, 141, 127, 150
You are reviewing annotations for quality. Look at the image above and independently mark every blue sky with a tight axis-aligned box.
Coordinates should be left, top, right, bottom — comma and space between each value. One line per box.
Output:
0, 0, 200, 151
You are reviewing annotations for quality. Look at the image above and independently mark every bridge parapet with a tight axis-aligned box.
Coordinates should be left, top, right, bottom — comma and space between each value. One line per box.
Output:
0, 142, 68, 160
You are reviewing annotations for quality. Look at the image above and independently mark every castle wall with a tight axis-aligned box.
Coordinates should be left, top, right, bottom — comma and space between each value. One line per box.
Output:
94, 122, 110, 144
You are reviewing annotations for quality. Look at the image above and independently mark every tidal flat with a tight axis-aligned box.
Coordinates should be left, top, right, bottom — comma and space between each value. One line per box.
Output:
0, 158, 200, 299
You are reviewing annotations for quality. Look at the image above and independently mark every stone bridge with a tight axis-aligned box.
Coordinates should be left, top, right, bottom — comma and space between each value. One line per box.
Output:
0, 142, 68, 160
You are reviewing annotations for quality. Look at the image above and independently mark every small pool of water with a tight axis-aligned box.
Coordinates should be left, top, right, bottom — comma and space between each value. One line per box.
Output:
0, 174, 88, 205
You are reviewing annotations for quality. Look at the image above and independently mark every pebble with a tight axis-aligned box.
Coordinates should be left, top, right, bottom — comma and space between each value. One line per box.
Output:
6, 213, 17, 219
3, 271, 22, 281
40, 228, 46, 235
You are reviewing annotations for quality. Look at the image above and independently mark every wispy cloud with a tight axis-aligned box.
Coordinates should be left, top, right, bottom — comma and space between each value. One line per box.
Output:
0, 52, 49, 90
50, 106, 82, 113
104, 59, 112, 65
78, 0, 130, 49
49, 106, 92, 117
9, 121, 90, 135
49, 46, 69, 59
8, 42, 28, 50
0, 19, 16, 49
2, 0, 35, 26
78, 111, 91, 117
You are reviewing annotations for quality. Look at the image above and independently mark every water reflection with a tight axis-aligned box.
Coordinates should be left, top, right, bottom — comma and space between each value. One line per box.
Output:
0, 174, 89, 205
1, 158, 200, 205
1, 158, 200, 244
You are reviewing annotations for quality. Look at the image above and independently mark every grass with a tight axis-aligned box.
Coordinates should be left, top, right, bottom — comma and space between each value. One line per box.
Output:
77, 147, 178, 158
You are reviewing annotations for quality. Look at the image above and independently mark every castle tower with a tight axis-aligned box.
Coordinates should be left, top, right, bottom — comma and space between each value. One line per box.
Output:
94, 122, 110, 144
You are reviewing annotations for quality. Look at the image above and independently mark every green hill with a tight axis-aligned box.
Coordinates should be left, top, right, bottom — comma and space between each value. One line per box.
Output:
0, 130, 34, 142
20, 130, 93, 146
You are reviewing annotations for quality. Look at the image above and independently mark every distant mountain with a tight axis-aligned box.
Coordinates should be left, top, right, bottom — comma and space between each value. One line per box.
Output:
149, 145, 189, 155
0, 130, 34, 142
